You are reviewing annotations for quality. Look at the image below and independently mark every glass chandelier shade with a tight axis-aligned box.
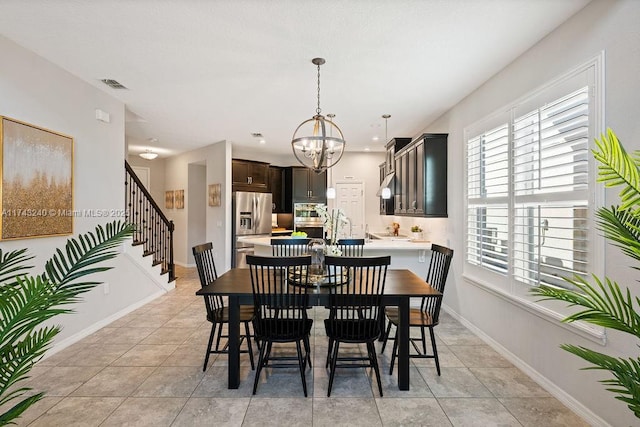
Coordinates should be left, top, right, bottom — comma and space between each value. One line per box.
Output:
291, 58, 346, 174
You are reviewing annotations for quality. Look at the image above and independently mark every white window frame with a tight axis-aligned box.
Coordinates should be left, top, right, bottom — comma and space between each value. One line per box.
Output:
463, 53, 606, 343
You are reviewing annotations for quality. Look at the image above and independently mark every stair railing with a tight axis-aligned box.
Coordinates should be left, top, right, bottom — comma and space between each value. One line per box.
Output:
125, 161, 175, 282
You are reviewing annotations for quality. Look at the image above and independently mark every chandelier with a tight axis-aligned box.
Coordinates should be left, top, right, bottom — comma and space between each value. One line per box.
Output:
291, 58, 345, 174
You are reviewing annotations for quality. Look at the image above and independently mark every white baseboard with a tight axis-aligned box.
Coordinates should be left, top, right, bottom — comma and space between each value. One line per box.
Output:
442, 304, 611, 427
43, 290, 165, 359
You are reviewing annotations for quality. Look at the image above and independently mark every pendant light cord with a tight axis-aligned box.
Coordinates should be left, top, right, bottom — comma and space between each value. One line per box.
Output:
316, 63, 321, 115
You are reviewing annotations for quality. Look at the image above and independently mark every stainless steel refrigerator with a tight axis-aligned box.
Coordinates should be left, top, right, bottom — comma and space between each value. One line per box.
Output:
232, 191, 272, 268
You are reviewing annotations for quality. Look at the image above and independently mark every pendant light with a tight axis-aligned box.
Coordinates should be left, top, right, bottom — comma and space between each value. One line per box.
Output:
139, 149, 158, 160
381, 114, 392, 199
291, 58, 346, 174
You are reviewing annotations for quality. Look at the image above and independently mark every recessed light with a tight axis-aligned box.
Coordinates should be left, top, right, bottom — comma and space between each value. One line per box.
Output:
259, 139, 266, 144
364, 147, 371, 151
372, 136, 379, 141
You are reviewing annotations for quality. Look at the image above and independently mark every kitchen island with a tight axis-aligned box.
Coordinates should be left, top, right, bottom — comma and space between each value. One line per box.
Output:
237, 235, 432, 277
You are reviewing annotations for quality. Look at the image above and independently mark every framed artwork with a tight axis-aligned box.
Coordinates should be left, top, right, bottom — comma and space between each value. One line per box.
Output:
208, 183, 221, 207
1, 116, 73, 240
175, 189, 184, 209
165, 191, 174, 209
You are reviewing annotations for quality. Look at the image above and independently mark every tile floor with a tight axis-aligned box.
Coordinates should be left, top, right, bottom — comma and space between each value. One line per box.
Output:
10, 266, 590, 426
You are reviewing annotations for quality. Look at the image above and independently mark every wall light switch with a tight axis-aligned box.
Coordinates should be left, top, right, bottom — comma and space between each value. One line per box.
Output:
103, 282, 110, 294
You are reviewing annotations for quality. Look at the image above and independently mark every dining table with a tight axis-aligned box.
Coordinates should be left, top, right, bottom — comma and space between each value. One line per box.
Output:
196, 267, 441, 390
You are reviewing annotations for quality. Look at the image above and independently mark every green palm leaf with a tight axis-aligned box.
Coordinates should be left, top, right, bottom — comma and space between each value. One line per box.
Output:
0, 249, 33, 285
593, 128, 640, 211
562, 345, 640, 418
596, 206, 640, 265
0, 220, 134, 426
532, 129, 640, 418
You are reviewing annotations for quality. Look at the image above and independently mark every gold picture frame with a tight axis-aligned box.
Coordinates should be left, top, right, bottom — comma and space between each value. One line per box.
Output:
1, 116, 74, 240
165, 190, 174, 209
208, 183, 221, 207
175, 189, 184, 209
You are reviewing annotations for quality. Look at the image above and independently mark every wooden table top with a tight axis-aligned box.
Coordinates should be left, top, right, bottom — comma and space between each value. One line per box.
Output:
196, 268, 441, 298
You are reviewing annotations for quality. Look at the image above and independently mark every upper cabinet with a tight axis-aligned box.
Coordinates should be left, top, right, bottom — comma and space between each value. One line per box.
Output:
232, 159, 270, 192
269, 166, 285, 213
394, 133, 447, 217
291, 167, 327, 203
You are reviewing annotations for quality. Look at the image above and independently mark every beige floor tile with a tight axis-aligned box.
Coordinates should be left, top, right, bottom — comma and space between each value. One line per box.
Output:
470, 367, 550, 398
162, 344, 211, 367
499, 397, 590, 427
171, 397, 249, 427
29, 396, 124, 427
0, 396, 62, 427
419, 367, 493, 398
438, 397, 521, 426
376, 397, 452, 426
71, 366, 155, 397
111, 344, 178, 366
312, 398, 382, 426
58, 343, 133, 367
100, 327, 157, 345
101, 397, 187, 426
140, 327, 197, 345
243, 398, 313, 426
133, 366, 205, 397
449, 344, 513, 368
22, 366, 103, 397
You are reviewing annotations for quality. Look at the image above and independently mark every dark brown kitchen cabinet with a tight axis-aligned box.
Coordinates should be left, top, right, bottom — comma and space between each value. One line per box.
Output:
291, 167, 326, 203
269, 166, 284, 213
232, 159, 269, 192
393, 133, 447, 217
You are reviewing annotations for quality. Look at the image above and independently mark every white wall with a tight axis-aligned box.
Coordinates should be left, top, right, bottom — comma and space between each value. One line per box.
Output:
187, 163, 207, 265
0, 35, 164, 347
422, 1, 640, 425
164, 141, 231, 270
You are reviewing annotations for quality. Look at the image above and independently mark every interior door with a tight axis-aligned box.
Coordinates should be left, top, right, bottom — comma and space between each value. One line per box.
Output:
335, 181, 365, 238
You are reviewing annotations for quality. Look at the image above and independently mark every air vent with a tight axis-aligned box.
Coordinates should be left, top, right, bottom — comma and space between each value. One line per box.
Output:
100, 79, 128, 89
251, 132, 263, 138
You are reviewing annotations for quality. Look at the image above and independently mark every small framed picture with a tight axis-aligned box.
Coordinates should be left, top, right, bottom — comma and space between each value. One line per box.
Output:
165, 191, 174, 209
175, 190, 185, 209
208, 183, 221, 207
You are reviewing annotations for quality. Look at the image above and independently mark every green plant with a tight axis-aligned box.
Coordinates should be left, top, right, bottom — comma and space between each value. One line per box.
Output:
0, 221, 135, 425
532, 129, 640, 418
411, 225, 422, 233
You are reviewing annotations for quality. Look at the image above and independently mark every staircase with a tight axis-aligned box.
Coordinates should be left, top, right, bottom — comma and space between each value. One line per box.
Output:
125, 161, 175, 282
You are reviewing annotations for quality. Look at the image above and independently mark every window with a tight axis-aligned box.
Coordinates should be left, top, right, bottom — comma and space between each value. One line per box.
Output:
465, 58, 602, 300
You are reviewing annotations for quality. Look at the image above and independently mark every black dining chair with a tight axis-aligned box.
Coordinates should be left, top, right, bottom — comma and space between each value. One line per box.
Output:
271, 238, 311, 256
336, 238, 365, 256
324, 255, 390, 397
246, 254, 314, 397
380, 243, 454, 375
193, 243, 255, 371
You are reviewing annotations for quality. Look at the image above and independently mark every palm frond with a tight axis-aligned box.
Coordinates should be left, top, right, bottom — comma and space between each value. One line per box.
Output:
0, 327, 59, 405
0, 393, 44, 426
0, 220, 135, 425
0, 248, 34, 286
43, 221, 135, 293
532, 275, 640, 338
0, 276, 73, 350
597, 206, 640, 265
593, 128, 640, 211
562, 344, 640, 418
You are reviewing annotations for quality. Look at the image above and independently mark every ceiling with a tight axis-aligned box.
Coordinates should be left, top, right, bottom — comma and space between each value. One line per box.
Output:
0, 0, 590, 159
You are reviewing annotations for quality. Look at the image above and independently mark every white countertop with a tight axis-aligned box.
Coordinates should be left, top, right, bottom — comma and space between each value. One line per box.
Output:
238, 235, 431, 251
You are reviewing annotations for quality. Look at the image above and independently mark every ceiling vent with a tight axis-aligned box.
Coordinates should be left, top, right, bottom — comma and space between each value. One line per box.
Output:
251, 132, 263, 138
100, 79, 128, 89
